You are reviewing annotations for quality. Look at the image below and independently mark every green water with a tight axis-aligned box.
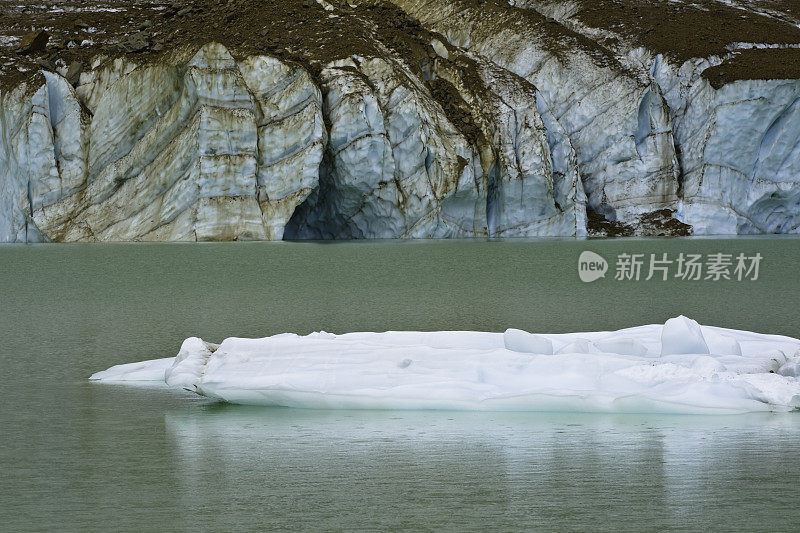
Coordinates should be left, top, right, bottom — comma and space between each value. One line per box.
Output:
1, 238, 799, 531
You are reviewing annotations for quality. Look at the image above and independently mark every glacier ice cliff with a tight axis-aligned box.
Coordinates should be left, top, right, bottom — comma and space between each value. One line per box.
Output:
91, 316, 800, 414
1, 0, 799, 241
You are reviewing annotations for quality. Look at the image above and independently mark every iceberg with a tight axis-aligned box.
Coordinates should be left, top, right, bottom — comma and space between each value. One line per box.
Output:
90, 316, 800, 414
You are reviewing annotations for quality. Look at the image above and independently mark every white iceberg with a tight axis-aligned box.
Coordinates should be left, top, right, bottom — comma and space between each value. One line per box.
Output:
90, 316, 800, 415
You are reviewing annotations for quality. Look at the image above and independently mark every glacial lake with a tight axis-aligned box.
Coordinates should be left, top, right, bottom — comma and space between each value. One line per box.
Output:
1, 238, 800, 531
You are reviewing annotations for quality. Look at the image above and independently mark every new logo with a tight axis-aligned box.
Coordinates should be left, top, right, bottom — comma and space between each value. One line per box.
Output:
578, 251, 608, 283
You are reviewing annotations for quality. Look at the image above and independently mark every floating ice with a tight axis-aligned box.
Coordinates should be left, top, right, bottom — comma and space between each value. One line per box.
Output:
90, 316, 800, 415
89, 357, 174, 382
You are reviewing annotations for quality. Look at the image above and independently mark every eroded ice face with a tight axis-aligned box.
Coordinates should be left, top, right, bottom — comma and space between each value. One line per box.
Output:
91, 316, 800, 415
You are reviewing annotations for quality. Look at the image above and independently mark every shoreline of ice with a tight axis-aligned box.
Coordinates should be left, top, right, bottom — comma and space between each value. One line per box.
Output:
91, 316, 800, 415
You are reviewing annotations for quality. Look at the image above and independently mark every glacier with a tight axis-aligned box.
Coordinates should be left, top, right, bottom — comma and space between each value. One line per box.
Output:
2, 0, 800, 241
91, 316, 800, 415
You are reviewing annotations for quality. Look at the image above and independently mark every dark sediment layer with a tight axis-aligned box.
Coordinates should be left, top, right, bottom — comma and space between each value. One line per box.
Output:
516, 0, 800, 85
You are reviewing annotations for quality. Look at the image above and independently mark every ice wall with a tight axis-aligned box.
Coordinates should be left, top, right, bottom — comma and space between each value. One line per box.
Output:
2, 0, 800, 240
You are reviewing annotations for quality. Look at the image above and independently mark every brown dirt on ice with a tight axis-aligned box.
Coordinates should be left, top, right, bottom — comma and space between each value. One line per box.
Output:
4, 0, 799, 93
0, 0, 405, 90
519, 0, 800, 86
571, 0, 800, 64
703, 48, 800, 89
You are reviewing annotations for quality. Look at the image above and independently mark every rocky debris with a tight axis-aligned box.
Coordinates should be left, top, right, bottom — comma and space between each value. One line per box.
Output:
65, 60, 82, 86
586, 208, 634, 238
119, 32, 150, 53
586, 208, 691, 237
636, 209, 692, 237
17, 30, 49, 55
33, 57, 56, 72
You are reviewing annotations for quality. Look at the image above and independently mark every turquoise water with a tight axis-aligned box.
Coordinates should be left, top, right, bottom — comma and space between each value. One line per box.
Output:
1, 238, 799, 531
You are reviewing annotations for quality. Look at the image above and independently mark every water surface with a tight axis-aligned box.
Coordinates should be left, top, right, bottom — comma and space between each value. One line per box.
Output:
1, 239, 799, 531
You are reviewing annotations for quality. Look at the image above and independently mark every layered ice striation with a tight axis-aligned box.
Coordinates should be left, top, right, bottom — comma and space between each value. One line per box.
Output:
91, 316, 800, 415
0, 44, 326, 242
